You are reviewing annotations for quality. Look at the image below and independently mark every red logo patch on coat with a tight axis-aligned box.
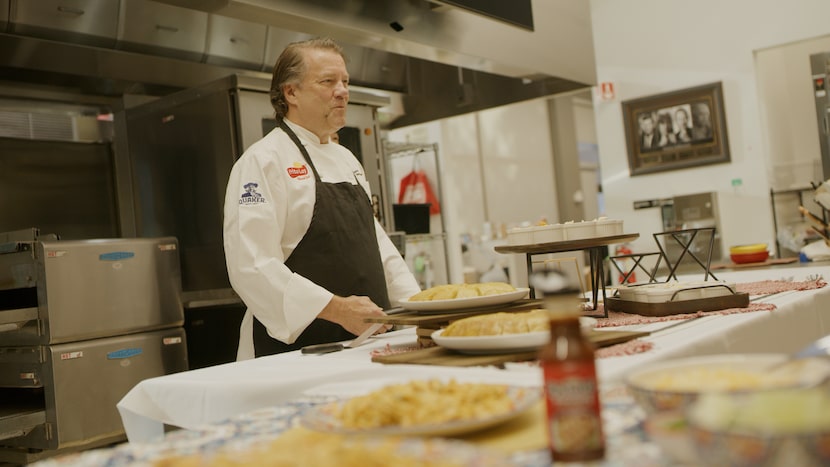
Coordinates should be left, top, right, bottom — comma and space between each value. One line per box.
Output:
287, 162, 310, 179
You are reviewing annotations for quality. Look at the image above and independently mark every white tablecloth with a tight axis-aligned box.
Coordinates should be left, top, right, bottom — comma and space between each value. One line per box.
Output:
597, 264, 830, 381
117, 264, 830, 444
117, 335, 543, 443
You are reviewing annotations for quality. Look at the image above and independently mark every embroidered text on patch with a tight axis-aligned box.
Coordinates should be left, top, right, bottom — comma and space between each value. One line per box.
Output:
287, 162, 310, 179
239, 182, 266, 205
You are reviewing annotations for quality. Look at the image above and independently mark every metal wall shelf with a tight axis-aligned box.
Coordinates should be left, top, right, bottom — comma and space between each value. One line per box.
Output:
384, 142, 450, 287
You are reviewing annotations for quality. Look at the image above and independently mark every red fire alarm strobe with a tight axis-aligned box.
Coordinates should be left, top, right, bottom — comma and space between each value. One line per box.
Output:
599, 82, 615, 100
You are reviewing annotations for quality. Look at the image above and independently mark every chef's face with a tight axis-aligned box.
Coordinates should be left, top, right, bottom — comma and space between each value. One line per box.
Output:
284, 48, 349, 142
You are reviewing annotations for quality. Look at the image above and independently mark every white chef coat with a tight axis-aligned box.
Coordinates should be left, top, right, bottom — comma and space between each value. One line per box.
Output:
223, 119, 420, 360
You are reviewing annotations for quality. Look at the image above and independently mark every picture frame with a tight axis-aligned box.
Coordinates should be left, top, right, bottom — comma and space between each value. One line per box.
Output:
621, 82, 730, 176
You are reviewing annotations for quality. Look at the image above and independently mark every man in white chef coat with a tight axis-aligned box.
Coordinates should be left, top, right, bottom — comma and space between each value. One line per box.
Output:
223, 37, 420, 359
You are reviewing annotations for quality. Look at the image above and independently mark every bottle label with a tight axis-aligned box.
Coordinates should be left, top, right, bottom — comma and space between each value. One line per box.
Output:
543, 361, 605, 455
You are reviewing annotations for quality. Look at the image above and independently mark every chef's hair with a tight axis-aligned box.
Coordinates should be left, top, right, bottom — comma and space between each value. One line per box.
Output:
269, 37, 346, 119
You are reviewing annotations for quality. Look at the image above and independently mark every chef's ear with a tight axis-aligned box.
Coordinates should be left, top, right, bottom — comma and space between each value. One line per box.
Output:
283, 84, 299, 105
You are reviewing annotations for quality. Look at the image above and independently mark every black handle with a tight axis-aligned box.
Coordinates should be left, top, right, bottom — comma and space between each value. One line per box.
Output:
300, 343, 344, 355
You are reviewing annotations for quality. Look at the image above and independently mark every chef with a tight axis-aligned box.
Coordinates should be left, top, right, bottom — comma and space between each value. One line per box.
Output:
223, 37, 420, 360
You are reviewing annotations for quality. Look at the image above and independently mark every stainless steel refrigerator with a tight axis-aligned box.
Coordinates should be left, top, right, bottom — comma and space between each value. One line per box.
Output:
811, 52, 830, 180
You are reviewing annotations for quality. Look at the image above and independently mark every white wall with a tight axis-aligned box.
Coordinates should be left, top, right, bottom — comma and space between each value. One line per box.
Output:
756, 34, 830, 189
590, 0, 830, 256
386, 97, 560, 284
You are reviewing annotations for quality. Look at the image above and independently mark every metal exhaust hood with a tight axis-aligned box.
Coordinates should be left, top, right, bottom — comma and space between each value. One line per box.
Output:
0, 0, 596, 128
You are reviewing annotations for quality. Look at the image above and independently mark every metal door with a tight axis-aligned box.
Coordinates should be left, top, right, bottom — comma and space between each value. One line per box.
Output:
811, 52, 830, 180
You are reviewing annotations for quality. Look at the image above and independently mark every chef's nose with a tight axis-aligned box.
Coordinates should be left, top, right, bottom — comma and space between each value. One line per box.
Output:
334, 81, 349, 97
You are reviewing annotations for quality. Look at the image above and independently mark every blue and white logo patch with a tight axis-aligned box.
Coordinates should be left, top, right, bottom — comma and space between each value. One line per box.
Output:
239, 181, 267, 205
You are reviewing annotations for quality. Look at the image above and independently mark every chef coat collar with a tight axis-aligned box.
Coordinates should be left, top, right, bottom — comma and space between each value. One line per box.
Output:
282, 118, 334, 146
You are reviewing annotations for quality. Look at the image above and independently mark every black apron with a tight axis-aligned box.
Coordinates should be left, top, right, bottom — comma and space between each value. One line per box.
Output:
253, 120, 391, 356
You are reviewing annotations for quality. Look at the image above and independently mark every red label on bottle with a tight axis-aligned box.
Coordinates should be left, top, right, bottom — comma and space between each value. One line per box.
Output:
542, 360, 605, 457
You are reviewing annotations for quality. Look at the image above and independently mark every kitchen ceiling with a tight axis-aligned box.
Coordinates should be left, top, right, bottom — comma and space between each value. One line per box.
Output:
0, 0, 596, 128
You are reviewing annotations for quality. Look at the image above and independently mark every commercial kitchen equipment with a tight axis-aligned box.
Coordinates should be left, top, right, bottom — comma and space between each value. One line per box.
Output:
811, 52, 830, 180
0, 228, 188, 464
656, 191, 763, 270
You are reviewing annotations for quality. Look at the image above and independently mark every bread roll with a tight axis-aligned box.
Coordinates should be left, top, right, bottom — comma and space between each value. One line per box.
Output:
407, 282, 516, 302
442, 309, 552, 337
474, 282, 516, 296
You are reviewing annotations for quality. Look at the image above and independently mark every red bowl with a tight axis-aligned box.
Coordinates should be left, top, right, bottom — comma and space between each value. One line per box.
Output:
730, 250, 769, 264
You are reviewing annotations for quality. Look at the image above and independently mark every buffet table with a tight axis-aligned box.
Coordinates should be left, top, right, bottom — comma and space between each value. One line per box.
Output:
35, 264, 830, 466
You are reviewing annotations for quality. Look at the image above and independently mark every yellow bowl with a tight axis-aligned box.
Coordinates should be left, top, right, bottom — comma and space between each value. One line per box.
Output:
729, 243, 767, 255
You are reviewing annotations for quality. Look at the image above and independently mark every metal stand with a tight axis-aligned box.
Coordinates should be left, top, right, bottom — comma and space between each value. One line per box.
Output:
495, 233, 640, 319
653, 228, 718, 281
609, 251, 663, 284
586, 246, 608, 318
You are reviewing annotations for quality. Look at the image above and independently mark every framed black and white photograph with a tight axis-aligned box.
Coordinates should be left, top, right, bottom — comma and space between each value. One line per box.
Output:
622, 82, 730, 176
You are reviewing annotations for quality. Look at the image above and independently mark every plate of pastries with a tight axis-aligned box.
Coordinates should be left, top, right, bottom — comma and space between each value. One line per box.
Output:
398, 282, 530, 312
432, 309, 597, 354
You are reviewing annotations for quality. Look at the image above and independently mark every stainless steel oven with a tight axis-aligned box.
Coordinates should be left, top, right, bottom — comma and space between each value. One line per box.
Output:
0, 229, 188, 464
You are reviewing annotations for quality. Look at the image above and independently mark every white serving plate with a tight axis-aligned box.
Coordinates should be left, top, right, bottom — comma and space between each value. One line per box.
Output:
432, 329, 549, 354
431, 317, 597, 354
301, 385, 539, 437
398, 288, 530, 312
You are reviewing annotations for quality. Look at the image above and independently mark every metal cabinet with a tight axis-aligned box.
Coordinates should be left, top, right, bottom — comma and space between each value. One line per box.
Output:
205, 14, 266, 68
811, 52, 830, 180
339, 43, 408, 92
0, 328, 188, 461
261, 26, 312, 72
117, 0, 207, 61
9, 0, 119, 47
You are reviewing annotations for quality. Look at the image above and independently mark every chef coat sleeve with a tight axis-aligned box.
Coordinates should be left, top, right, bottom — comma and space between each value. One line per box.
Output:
223, 149, 332, 345
375, 218, 421, 303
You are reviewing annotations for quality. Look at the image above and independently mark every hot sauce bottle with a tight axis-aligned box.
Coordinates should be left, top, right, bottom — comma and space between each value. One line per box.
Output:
534, 271, 605, 462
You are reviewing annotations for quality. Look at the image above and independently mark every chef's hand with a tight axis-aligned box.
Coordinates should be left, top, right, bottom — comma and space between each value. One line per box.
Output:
318, 295, 393, 336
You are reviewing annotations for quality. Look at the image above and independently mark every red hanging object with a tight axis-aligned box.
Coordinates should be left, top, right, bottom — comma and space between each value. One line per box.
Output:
615, 244, 636, 284
397, 170, 441, 215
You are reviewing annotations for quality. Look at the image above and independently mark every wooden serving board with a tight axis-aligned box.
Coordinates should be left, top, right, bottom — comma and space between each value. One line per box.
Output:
371, 329, 650, 367
605, 292, 749, 317
493, 233, 640, 255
